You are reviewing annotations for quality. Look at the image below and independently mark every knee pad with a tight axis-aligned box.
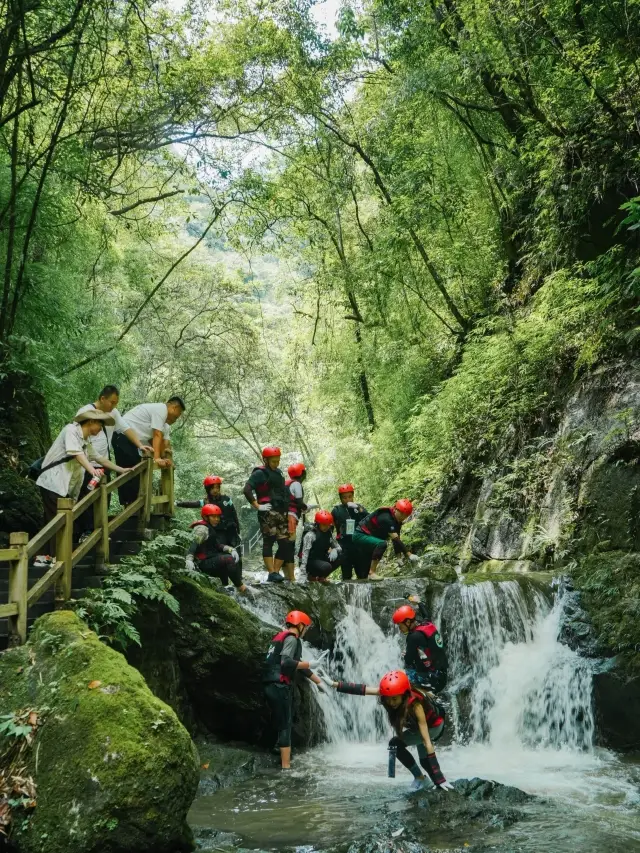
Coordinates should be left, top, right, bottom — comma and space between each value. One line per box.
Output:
276, 538, 295, 563
372, 542, 387, 560
262, 535, 276, 558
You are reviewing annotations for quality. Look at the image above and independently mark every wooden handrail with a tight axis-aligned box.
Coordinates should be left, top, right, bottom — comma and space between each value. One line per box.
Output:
3, 455, 175, 645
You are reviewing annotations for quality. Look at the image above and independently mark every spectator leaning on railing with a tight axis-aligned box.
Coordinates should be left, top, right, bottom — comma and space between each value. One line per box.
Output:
35, 409, 131, 558
112, 397, 185, 505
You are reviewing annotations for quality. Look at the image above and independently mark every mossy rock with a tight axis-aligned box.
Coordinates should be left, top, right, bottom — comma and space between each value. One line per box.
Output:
0, 611, 199, 853
0, 467, 44, 542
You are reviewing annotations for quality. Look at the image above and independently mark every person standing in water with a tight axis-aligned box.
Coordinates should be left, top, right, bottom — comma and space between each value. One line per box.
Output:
263, 610, 327, 769
331, 483, 368, 580
352, 499, 419, 579
243, 446, 293, 581
392, 604, 448, 693
320, 669, 452, 791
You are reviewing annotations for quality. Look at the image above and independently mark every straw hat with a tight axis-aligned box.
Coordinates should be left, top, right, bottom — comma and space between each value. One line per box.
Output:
73, 408, 115, 426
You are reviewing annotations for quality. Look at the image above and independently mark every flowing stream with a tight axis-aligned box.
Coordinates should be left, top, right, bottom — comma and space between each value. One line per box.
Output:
190, 577, 640, 852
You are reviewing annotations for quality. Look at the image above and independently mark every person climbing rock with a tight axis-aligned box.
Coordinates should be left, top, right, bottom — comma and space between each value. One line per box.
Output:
263, 610, 327, 769
184, 504, 248, 593
392, 604, 448, 693
352, 499, 418, 579
331, 483, 368, 580
243, 446, 294, 582
177, 475, 241, 548
285, 462, 307, 580
299, 510, 342, 582
321, 669, 452, 791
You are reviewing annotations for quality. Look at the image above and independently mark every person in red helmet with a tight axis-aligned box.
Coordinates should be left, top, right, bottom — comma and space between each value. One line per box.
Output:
321, 669, 452, 791
299, 510, 342, 582
177, 475, 241, 549
392, 604, 448, 693
284, 462, 308, 581
331, 483, 368, 581
352, 499, 419, 580
243, 447, 293, 581
263, 610, 327, 769
184, 504, 247, 593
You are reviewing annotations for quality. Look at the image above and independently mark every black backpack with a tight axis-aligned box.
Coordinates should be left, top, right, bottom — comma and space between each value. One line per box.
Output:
27, 455, 74, 481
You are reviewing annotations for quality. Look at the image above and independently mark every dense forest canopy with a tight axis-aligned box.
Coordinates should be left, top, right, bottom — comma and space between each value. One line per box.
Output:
2, 0, 640, 510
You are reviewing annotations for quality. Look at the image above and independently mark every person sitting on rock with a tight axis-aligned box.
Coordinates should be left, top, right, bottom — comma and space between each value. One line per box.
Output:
184, 504, 247, 594
299, 510, 342, 583
177, 475, 241, 549
352, 499, 419, 580
392, 604, 448, 693
243, 446, 294, 582
320, 669, 452, 791
331, 483, 368, 580
263, 610, 327, 770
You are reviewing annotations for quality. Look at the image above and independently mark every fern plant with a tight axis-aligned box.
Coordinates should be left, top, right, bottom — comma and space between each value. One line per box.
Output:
74, 532, 189, 649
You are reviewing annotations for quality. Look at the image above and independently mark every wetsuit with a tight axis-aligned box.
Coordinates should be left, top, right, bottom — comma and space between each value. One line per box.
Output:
352, 507, 408, 578
331, 501, 368, 580
177, 493, 241, 547
188, 521, 243, 588
243, 466, 294, 564
299, 525, 341, 581
405, 622, 448, 693
263, 630, 314, 748
334, 684, 447, 785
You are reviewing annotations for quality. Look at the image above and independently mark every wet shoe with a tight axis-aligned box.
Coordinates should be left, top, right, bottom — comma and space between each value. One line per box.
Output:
267, 572, 285, 583
409, 778, 428, 792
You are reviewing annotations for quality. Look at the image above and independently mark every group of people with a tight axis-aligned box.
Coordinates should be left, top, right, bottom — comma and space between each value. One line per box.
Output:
33, 385, 184, 557
263, 599, 451, 792
182, 444, 419, 590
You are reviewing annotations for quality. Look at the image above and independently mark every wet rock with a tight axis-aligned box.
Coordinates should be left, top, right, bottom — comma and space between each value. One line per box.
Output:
557, 588, 602, 658
449, 777, 531, 804
193, 827, 244, 850
195, 740, 275, 795
593, 664, 640, 751
0, 610, 199, 853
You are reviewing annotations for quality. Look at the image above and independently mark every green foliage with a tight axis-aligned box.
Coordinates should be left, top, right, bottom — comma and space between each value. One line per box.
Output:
74, 533, 188, 650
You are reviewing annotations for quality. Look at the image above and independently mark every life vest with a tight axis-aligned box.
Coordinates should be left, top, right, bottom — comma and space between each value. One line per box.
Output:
251, 465, 288, 510
410, 622, 447, 672
189, 520, 224, 561
204, 493, 236, 530
263, 629, 301, 684
285, 478, 305, 518
408, 688, 445, 729
358, 507, 396, 538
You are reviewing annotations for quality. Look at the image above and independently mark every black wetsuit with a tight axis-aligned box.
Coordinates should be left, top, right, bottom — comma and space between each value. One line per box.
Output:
331, 501, 368, 580
178, 493, 241, 547
405, 622, 448, 693
263, 630, 313, 747
188, 521, 243, 587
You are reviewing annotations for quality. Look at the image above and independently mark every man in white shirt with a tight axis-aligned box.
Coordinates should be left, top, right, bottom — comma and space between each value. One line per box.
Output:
112, 396, 185, 504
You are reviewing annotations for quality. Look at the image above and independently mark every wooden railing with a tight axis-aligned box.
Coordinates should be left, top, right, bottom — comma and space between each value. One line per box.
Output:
0, 456, 174, 645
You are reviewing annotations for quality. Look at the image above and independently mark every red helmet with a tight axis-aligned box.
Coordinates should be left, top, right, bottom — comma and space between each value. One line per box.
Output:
315, 509, 334, 526
338, 483, 355, 494
201, 503, 223, 519
392, 605, 416, 624
288, 462, 306, 478
379, 670, 411, 696
395, 499, 413, 516
285, 610, 312, 627
203, 475, 223, 487
262, 446, 281, 458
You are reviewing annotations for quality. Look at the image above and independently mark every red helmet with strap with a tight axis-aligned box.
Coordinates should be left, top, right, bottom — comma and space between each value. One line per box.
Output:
201, 503, 223, 519
395, 498, 413, 516
288, 462, 306, 478
203, 475, 223, 487
315, 509, 334, 525
392, 605, 416, 624
285, 610, 312, 627
379, 670, 411, 696
338, 483, 355, 494
262, 446, 281, 458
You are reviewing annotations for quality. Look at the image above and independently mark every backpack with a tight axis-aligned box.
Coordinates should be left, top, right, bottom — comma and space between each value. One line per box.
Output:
27, 455, 74, 481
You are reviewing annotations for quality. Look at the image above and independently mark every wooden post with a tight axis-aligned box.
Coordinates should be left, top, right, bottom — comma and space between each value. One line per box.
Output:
137, 458, 154, 534
8, 532, 29, 646
94, 479, 109, 571
161, 448, 175, 518
55, 498, 74, 605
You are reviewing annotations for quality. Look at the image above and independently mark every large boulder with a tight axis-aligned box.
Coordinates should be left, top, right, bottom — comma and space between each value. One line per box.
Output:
0, 611, 199, 853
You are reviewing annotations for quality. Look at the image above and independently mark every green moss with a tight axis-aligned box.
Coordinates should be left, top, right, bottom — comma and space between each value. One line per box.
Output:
571, 551, 640, 673
0, 611, 199, 853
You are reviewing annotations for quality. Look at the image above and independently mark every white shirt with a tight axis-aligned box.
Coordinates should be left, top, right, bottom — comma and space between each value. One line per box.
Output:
117, 403, 170, 444
75, 404, 129, 459
36, 423, 88, 499
288, 480, 303, 517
